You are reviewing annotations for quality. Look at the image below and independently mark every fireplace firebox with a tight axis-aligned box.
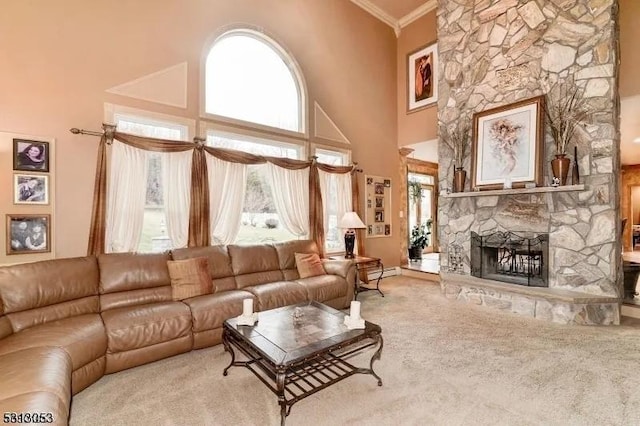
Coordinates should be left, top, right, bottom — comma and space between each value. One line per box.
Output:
470, 231, 548, 287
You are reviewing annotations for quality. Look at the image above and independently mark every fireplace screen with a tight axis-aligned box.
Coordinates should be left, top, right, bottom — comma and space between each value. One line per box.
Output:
470, 231, 548, 287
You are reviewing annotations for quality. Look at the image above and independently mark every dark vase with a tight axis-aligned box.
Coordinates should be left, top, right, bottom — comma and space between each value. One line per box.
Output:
408, 246, 423, 261
551, 154, 570, 186
453, 168, 466, 193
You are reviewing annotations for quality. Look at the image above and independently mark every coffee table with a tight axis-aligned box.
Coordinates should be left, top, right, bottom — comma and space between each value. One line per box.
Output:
222, 301, 383, 425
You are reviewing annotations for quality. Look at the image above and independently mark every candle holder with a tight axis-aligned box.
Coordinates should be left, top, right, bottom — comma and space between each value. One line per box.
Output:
237, 298, 258, 326
343, 301, 365, 329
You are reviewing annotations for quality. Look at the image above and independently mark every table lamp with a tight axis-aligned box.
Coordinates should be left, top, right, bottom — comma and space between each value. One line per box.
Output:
339, 212, 366, 259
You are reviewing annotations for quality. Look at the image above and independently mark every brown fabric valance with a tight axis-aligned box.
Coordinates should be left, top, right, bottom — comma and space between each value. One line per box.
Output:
114, 132, 195, 152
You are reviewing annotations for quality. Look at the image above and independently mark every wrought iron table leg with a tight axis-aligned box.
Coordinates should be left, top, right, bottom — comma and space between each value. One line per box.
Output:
374, 261, 385, 297
276, 368, 287, 425
369, 335, 384, 386
222, 329, 235, 376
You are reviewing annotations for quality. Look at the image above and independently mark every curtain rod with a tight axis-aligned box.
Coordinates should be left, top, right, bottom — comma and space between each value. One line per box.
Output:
70, 128, 104, 137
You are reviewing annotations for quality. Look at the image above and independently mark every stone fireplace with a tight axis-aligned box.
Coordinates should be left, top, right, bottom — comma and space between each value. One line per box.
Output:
436, 0, 621, 325
470, 231, 548, 287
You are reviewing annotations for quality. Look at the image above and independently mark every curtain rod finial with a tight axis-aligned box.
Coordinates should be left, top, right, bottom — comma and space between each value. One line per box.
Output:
70, 128, 81, 134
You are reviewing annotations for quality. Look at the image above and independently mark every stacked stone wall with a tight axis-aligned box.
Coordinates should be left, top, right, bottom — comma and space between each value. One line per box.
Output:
437, 0, 621, 297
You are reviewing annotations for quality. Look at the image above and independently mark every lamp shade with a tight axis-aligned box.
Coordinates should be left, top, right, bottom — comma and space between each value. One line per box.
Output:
339, 212, 366, 229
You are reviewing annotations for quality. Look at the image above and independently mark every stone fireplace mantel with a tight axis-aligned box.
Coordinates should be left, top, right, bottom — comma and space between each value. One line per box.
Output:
442, 184, 585, 199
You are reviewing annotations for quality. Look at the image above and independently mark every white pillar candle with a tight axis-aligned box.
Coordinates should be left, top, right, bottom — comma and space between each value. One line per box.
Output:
350, 301, 361, 320
242, 299, 253, 316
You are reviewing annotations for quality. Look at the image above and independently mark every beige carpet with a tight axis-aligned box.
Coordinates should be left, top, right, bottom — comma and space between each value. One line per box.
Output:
70, 277, 640, 425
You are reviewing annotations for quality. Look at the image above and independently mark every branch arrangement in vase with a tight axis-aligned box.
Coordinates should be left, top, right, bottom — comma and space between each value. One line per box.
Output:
543, 82, 591, 156
442, 119, 471, 169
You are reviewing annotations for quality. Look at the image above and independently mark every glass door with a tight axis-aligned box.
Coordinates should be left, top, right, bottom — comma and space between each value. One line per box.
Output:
408, 172, 436, 252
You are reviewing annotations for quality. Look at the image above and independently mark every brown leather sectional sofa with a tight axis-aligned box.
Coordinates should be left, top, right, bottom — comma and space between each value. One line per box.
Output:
0, 240, 355, 425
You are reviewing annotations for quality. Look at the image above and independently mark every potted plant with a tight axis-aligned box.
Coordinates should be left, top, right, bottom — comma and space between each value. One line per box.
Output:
441, 120, 470, 192
408, 219, 432, 261
408, 179, 422, 205
544, 82, 590, 185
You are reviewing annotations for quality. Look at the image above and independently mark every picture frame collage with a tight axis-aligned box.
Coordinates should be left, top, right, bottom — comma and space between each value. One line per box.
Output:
365, 175, 392, 238
6, 138, 52, 255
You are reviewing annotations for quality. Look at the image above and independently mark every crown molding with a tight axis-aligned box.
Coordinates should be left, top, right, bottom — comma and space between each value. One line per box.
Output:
398, 0, 437, 29
350, 0, 401, 36
351, 0, 437, 37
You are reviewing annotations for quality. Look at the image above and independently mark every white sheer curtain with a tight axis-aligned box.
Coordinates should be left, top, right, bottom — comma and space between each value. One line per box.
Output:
318, 170, 352, 243
266, 163, 309, 236
206, 155, 247, 244
105, 140, 148, 253
161, 150, 192, 248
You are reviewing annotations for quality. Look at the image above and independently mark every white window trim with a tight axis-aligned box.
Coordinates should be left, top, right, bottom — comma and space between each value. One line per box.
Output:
200, 121, 307, 159
104, 103, 195, 140
199, 26, 309, 139
310, 143, 352, 165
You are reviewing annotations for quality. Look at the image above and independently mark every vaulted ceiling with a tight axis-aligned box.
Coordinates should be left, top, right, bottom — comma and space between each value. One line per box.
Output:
350, 0, 436, 35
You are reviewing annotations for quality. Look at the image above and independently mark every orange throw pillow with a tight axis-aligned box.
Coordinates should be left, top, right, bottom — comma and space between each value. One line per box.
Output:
295, 252, 326, 278
167, 257, 214, 301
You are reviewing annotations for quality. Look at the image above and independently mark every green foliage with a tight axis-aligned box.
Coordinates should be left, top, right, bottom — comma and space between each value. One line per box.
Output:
409, 219, 432, 249
408, 180, 423, 204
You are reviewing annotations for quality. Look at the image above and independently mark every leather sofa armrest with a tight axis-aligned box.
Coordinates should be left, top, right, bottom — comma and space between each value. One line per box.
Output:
321, 259, 354, 279
0, 316, 12, 340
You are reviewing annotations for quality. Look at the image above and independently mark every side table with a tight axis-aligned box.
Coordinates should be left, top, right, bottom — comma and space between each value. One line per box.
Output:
330, 255, 384, 299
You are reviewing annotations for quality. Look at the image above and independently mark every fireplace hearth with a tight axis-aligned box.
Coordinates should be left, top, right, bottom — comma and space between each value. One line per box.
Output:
470, 231, 548, 287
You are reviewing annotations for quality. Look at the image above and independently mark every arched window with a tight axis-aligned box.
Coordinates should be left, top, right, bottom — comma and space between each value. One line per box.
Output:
204, 29, 305, 134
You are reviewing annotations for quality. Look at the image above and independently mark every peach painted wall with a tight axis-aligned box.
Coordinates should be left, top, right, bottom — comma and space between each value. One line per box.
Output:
620, 0, 640, 98
397, 11, 437, 147
0, 0, 401, 266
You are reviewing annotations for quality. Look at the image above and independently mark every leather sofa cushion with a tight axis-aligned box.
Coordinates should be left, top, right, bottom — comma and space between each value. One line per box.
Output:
243, 281, 309, 312
98, 252, 171, 294
0, 256, 98, 314
0, 314, 107, 370
8, 296, 99, 333
273, 240, 319, 270
101, 302, 192, 353
100, 286, 173, 312
171, 246, 237, 292
167, 257, 213, 300
297, 275, 348, 302
0, 392, 69, 426
0, 347, 72, 410
228, 244, 281, 276
183, 290, 254, 332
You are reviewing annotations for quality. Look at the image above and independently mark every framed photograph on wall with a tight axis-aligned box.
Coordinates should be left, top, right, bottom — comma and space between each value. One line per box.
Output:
374, 210, 384, 222
365, 174, 392, 238
6, 214, 51, 255
407, 41, 438, 112
471, 95, 544, 190
374, 183, 384, 195
14, 174, 49, 205
13, 139, 50, 172
375, 197, 384, 208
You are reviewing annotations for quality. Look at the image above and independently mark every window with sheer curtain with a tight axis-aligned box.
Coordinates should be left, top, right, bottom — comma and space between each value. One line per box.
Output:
109, 108, 192, 253
313, 146, 352, 254
203, 29, 309, 245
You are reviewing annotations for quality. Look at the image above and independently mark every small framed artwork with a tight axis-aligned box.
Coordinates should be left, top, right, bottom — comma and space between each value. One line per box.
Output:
13, 139, 49, 172
385, 224, 391, 236
374, 210, 384, 222
374, 183, 384, 195
383, 179, 391, 187
366, 177, 373, 185
367, 225, 373, 235
367, 199, 372, 208
6, 214, 51, 255
471, 95, 545, 191
408, 41, 438, 113
375, 197, 384, 208
375, 225, 384, 235
14, 174, 49, 205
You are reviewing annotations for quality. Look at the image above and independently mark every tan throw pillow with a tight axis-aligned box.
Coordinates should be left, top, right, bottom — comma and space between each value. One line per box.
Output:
295, 252, 326, 278
167, 257, 214, 301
